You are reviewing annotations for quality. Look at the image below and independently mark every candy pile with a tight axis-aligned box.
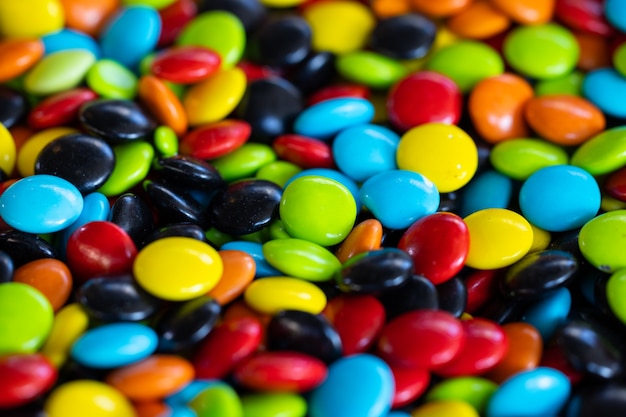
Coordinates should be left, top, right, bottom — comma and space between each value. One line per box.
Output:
3, 0, 626, 416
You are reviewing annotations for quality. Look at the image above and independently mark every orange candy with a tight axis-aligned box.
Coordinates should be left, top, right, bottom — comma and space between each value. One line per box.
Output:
207, 250, 256, 305
138, 75, 188, 137
106, 355, 194, 402
468, 73, 534, 144
489, 0, 555, 24
13, 259, 73, 312
486, 322, 542, 383
134, 402, 171, 417
371, 0, 412, 18
524, 95, 606, 146
0, 39, 44, 84
447, 1, 510, 39
410, 0, 473, 17
60, 0, 120, 37
575, 32, 610, 71
335, 219, 383, 263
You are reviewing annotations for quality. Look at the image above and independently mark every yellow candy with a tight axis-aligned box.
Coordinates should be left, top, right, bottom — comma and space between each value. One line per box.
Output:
17, 127, 77, 177
464, 208, 533, 270
260, 0, 305, 7
303, 1, 375, 55
45, 380, 136, 417
244, 277, 327, 315
529, 224, 551, 253
0, 123, 16, 176
0, 0, 64, 38
411, 401, 480, 417
397, 123, 478, 193
41, 303, 89, 368
134, 237, 223, 301
183, 67, 246, 126
602, 193, 626, 211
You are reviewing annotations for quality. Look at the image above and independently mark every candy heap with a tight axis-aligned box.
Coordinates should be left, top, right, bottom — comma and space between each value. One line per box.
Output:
2, 0, 626, 416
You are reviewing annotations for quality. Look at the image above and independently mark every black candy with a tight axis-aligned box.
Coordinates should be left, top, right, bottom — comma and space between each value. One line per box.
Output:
144, 180, 211, 228
0, 230, 55, 267
79, 99, 156, 144
378, 274, 438, 320
143, 222, 208, 248
369, 13, 437, 60
0, 86, 26, 129
335, 248, 413, 294
567, 383, 626, 417
155, 155, 226, 193
109, 193, 155, 247
200, 0, 266, 32
436, 276, 467, 318
289, 51, 336, 95
252, 16, 311, 67
0, 250, 14, 283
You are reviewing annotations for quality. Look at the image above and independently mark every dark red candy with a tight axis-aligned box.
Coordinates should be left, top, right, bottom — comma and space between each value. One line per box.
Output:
237, 60, 281, 82
65, 221, 138, 282
555, 0, 614, 36
387, 71, 462, 132
180, 119, 251, 160
151, 46, 222, 84
322, 295, 386, 355
193, 316, 263, 379
233, 351, 327, 392
158, 0, 198, 47
28, 88, 98, 129
307, 83, 370, 106
272, 134, 334, 169
377, 309, 465, 370
390, 365, 431, 408
604, 166, 626, 201
398, 212, 469, 285
0, 354, 57, 409
434, 318, 508, 377
464, 269, 501, 314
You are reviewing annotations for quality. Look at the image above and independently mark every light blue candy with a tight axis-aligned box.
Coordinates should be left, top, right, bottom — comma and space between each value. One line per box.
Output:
606, 0, 626, 33
519, 165, 600, 232
309, 354, 394, 417
0, 175, 83, 234
460, 170, 512, 217
285, 168, 361, 211
583, 68, 626, 118
360, 169, 439, 230
100, 5, 161, 70
42, 29, 101, 58
387, 412, 411, 417
170, 405, 198, 417
57, 192, 110, 258
166, 379, 218, 406
220, 241, 281, 277
70, 322, 158, 368
294, 98, 375, 139
486, 367, 571, 417
522, 287, 571, 341
332, 124, 399, 183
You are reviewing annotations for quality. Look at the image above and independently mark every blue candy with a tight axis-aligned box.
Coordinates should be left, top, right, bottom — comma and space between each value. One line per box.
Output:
522, 287, 571, 341
0, 174, 83, 234
294, 98, 375, 139
460, 170, 512, 217
42, 29, 101, 58
57, 192, 110, 258
70, 322, 158, 368
100, 5, 161, 70
166, 379, 218, 406
387, 412, 411, 417
583, 68, 626, 118
606, 0, 626, 33
285, 168, 361, 211
360, 169, 439, 229
332, 124, 399, 183
519, 165, 600, 232
486, 367, 571, 417
309, 354, 394, 417
220, 241, 282, 277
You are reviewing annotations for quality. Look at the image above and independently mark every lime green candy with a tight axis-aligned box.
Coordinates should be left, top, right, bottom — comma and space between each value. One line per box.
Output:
213, 143, 277, 182
280, 176, 357, 247
24, 50, 96, 95
425, 40, 504, 92
154, 125, 178, 157
607, 268, 626, 325
490, 138, 569, 180
122, 0, 176, 9
504, 23, 579, 80
241, 393, 307, 417
256, 161, 302, 188
263, 238, 341, 281
98, 141, 155, 196
189, 383, 243, 417
579, 210, 626, 273
535, 70, 584, 96
336, 51, 407, 89
86, 59, 138, 100
206, 227, 233, 248
0, 282, 54, 355
269, 219, 292, 240
177, 11, 246, 69
614, 43, 626, 77
571, 126, 626, 175
425, 377, 498, 414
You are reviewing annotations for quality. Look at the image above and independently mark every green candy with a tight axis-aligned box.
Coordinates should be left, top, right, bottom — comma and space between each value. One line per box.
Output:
280, 176, 357, 247
580, 210, 626, 273
490, 138, 569, 180
86, 59, 138, 100
189, 383, 243, 417
425, 377, 498, 414
0, 282, 53, 355
98, 141, 155, 196
213, 143, 277, 182
336, 51, 407, 89
256, 161, 302, 188
263, 238, 341, 281
206, 227, 233, 248
571, 126, 626, 175
240, 228, 271, 243
607, 268, 626, 324
535, 70, 584, 96
241, 393, 307, 417
24, 50, 96, 95
177, 11, 246, 69
269, 220, 292, 240
614, 43, 626, 77
425, 40, 503, 92
154, 125, 178, 157
139, 52, 156, 75
122, 0, 176, 9
504, 23, 579, 80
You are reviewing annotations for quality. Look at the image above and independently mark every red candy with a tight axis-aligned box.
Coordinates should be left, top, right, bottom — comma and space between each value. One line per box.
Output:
158, 0, 198, 47
180, 119, 251, 160
604, 166, 626, 201
555, 0, 615, 36
151, 46, 222, 84
28, 88, 98, 129
398, 212, 469, 285
272, 134, 334, 169
307, 84, 370, 106
390, 365, 431, 408
0, 354, 57, 409
464, 269, 502, 314
237, 61, 281, 82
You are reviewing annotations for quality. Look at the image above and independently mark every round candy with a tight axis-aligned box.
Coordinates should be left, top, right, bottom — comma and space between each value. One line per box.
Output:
583, 68, 626, 119
13, 258, 72, 312
40, 303, 89, 368
572, 126, 626, 175
273, 134, 333, 170
425, 377, 497, 414
0, 123, 15, 176
336, 51, 407, 89
606, 0, 626, 32
45, 380, 136, 417
0, 354, 57, 409
489, 138, 570, 180
460, 170, 513, 217
263, 238, 340, 282
447, 0, 511, 39
0, 0, 64, 38
138, 76, 188, 137
489, 0, 554, 24
369, 13, 436, 60
188, 382, 243, 417
24, 50, 96, 96
294, 98, 375, 139
86, 59, 138, 100
151, 46, 222, 84
244, 277, 327, 315
486, 322, 543, 383
241, 393, 307, 417
579, 210, 626, 273
97, 141, 155, 196
522, 287, 572, 341
41, 28, 101, 58
253, 16, 311, 67
410, 0, 472, 17
0, 39, 44, 83
79, 99, 156, 144
28, 87, 98, 129
0, 86, 26, 129
17, 127, 77, 177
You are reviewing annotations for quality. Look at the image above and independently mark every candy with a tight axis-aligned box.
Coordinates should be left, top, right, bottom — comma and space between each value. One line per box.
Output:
262, 238, 340, 282
294, 97, 375, 139
189, 383, 243, 417
489, 138, 570, 180
28, 88, 98, 129
44, 380, 136, 417
24, 50, 96, 96
425, 377, 498, 414
241, 392, 307, 417
0, 39, 45, 83
0, 0, 65, 38
336, 51, 408, 89
369, 13, 436, 60
244, 277, 326, 315
0, 353, 57, 409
